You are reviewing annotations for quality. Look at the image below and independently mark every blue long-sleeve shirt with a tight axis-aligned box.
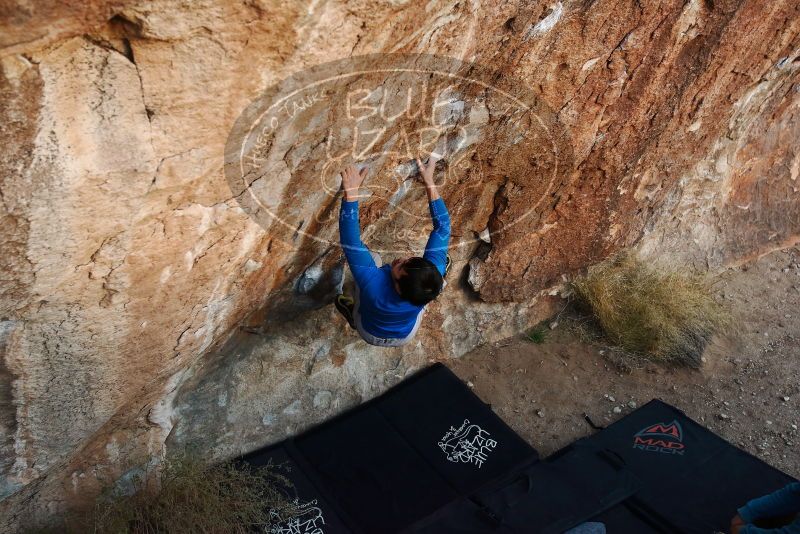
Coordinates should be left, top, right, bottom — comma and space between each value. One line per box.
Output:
739, 482, 800, 534
339, 196, 450, 339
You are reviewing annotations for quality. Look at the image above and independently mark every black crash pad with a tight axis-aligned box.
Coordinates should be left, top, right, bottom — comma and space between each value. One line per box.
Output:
239, 367, 795, 534
294, 405, 459, 532
239, 444, 352, 533
463, 400, 795, 534
588, 502, 671, 534
472, 447, 641, 534
242, 363, 539, 533
632, 441, 797, 533
580, 400, 796, 533
575, 399, 729, 481
375, 362, 539, 495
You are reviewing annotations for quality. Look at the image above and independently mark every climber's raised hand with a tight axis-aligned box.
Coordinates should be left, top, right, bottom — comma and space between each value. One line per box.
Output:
341, 164, 368, 201
416, 156, 438, 187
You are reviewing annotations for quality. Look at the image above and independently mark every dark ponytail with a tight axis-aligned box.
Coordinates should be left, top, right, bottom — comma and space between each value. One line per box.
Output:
396, 257, 443, 306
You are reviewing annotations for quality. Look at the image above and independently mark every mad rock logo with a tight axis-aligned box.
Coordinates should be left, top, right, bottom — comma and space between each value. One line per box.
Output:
632, 420, 686, 455
439, 419, 498, 468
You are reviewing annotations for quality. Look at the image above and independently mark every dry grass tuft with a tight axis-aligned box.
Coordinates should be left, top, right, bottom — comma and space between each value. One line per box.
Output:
69, 452, 298, 534
570, 253, 730, 368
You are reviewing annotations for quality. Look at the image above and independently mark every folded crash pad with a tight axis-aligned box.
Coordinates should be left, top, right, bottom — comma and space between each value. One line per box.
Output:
239, 366, 795, 534
454, 400, 795, 534
241, 363, 539, 533
578, 400, 796, 533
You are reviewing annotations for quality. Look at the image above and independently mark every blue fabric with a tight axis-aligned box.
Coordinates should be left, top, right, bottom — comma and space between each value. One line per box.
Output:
564, 522, 606, 534
739, 482, 800, 534
339, 197, 450, 339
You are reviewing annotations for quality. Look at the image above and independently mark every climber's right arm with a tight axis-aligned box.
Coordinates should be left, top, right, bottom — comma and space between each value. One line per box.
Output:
339, 165, 378, 288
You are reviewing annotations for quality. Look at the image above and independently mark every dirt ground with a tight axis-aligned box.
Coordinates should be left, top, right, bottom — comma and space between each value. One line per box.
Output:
447, 247, 800, 479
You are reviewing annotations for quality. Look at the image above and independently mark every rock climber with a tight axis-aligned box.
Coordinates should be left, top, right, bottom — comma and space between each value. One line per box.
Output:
334, 157, 451, 347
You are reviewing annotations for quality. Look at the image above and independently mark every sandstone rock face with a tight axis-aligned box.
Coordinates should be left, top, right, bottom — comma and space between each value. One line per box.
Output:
1, 0, 798, 527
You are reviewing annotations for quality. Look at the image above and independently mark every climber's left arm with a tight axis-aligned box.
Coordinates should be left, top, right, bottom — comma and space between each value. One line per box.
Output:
417, 157, 450, 276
